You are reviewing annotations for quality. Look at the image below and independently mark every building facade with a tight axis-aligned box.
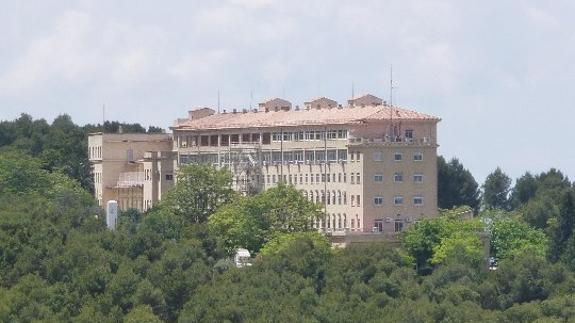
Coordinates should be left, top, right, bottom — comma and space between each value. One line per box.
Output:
171, 94, 440, 234
88, 132, 174, 212
88, 94, 440, 234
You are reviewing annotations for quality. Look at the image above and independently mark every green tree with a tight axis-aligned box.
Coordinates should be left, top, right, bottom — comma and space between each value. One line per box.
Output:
510, 172, 539, 209
490, 218, 548, 260
209, 184, 321, 253
164, 163, 235, 224
548, 191, 575, 262
124, 305, 163, 323
402, 207, 483, 273
437, 156, 480, 211
259, 231, 330, 257
482, 167, 512, 210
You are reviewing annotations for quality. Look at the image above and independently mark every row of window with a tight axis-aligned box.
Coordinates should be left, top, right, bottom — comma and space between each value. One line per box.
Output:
178, 150, 423, 166
90, 146, 102, 159
373, 195, 424, 206
178, 129, 348, 148
373, 151, 423, 162
377, 172, 424, 183
271, 130, 348, 142
265, 172, 359, 185
232, 170, 424, 187
312, 213, 362, 230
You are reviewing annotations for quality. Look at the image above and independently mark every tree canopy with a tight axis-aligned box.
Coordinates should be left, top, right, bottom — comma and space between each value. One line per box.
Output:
437, 156, 481, 211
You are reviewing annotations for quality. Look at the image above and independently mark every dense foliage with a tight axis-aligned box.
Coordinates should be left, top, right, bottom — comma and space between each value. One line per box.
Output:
437, 156, 481, 211
2, 115, 575, 322
0, 114, 163, 191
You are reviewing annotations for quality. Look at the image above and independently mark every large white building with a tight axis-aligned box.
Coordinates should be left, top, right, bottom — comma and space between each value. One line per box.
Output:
89, 93, 440, 234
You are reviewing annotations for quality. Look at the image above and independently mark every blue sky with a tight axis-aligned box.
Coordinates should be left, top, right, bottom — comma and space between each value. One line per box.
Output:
1, 0, 574, 183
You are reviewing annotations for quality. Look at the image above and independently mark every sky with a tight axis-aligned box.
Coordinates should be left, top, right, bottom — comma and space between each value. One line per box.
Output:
1, 0, 574, 183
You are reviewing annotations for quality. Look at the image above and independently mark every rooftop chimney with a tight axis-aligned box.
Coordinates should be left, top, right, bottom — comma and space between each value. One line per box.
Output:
188, 107, 216, 120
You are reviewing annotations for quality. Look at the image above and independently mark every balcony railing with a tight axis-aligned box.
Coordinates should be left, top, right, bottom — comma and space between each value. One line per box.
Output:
116, 172, 145, 188
347, 136, 434, 145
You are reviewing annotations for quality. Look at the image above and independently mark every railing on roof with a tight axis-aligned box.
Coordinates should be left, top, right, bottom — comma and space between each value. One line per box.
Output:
116, 172, 145, 188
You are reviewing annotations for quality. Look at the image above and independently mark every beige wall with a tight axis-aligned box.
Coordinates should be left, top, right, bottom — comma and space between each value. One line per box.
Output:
88, 133, 172, 212
172, 119, 438, 234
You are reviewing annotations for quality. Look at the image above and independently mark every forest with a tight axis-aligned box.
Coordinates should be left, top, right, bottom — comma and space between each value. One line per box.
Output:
1, 114, 575, 322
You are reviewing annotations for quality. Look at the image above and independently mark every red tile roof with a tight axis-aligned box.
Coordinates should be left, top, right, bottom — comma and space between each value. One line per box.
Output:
172, 104, 439, 131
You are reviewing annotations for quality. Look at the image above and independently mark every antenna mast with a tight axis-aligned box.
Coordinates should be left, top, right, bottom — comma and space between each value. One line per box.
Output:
102, 104, 106, 133
217, 90, 221, 113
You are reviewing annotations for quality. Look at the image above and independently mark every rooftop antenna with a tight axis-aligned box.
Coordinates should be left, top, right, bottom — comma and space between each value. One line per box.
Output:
389, 65, 395, 139
390, 65, 394, 107
102, 104, 106, 133
217, 90, 221, 113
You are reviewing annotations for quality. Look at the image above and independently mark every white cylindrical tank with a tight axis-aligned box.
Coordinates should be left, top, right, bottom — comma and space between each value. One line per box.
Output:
106, 200, 118, 231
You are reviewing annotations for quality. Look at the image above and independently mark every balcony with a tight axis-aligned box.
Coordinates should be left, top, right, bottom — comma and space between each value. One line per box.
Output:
115, 172, 145, 188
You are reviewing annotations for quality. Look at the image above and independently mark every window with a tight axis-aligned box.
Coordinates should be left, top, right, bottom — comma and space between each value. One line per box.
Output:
337, 130, 348, 139
373, 151, 383, 161
394, 195, 404, 205
394, 152, 403, 161
327, 130, 337, 139
356, 173, 361, 184
374, 219, 384, 232
327, 150, 337, 162
356, 152, 361, 161
283, 132, 292, 141
357, 195, 361, 206
414, 196, 424, 206
351, 195, 355, 207
414, 152, 423, 161
338, 149, 347, 161
394, 172, 403, 183
374, 174, 383, 182
272, 132, 281, 142
316, 174, 320, 183
343, 173, 347, 183
414, 173, 424, 183
242, 133, 250, 143
351, 174, 355, 184
262, 133, 271, 144
310, 174, 314, 183
165, 174, 173, 181
299, 174, 303, 184
305, 174, 309, 183
338, 173, 342, 182
272, 175, 277, 183
374, 196, 384, 206
321, 174, 326, 182
395, 220, 404, 232
294, 151, 304, 162
305, 151, 315, 162
316, 150, 326, 162
272, 152, 282, 162
405, 129, 414, 140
